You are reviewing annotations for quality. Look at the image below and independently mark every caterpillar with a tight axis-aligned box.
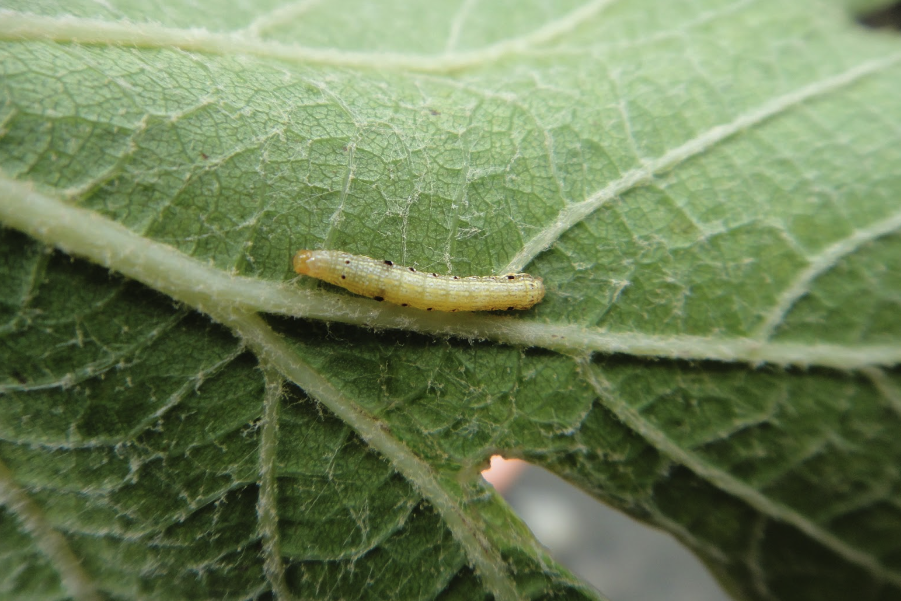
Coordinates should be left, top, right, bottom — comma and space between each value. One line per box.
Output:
293, 250, 545, 312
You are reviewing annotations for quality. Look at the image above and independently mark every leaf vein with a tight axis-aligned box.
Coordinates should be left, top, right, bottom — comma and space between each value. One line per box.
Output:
0, 458, 102, 601
0, 1, 618, 73
502, 52, 901, 273
2, 178, 897, 384
577, 357, 901, 588
216, 310, 521, 601
753, 208, 901, 340
256, 368, 292, 600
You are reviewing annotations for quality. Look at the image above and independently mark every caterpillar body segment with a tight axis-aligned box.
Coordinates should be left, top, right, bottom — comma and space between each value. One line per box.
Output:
293, 250, 545, 312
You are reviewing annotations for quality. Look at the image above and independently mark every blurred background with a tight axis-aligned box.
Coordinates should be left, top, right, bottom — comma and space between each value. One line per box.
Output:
484, 457, 730, 601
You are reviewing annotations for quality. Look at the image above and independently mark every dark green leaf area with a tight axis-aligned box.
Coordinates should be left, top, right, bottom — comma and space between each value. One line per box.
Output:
758, 519, 895, 601
1, 482, 266, 600
0, 231, 178, 393
73, 487, 265, 600
434, 565, 493, 601
533, 357, 901, 601
0, 506, 67, 601
272, 317, 597, 468
0, 235, 271, 598
0, 232, 259, 447
275, 390, 421, 561
281, 490, 601, 600
265, 326, 606, 599
283, 502, 467, 600
499, 548, 601, 601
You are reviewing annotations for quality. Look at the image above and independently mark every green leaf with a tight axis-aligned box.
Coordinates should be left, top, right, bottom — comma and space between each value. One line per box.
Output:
1, 1, 900, 600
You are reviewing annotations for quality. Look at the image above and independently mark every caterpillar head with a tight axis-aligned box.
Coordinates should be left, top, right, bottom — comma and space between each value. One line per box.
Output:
292, 250, 315, 275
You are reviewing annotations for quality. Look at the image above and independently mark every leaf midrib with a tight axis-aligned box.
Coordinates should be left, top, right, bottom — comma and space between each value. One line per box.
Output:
4, 177, 900, 370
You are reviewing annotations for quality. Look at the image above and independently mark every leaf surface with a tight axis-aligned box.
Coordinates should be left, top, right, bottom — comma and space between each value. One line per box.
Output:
1, 1, 901, 600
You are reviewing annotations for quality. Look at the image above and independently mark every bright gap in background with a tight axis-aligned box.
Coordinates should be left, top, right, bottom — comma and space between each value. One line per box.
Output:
483, 456, 730, 601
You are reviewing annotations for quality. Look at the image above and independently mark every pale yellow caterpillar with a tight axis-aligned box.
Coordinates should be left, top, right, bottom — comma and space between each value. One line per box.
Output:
293, 250, 545, 312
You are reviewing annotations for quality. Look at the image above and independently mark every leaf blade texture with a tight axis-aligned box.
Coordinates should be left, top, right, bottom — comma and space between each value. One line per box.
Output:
1, 1, 901, 599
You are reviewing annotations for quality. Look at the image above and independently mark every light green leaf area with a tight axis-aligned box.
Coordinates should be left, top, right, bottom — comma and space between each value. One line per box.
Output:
1, 1, 901, 600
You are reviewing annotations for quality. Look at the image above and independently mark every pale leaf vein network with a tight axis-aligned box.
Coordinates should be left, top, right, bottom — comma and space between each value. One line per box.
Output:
578, 358, 901, 589
0, 0, 617, 73
3, 3, 901, 598
502, 52, 901, 273
753, 208, 901, 341
216, 310, 521, 601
